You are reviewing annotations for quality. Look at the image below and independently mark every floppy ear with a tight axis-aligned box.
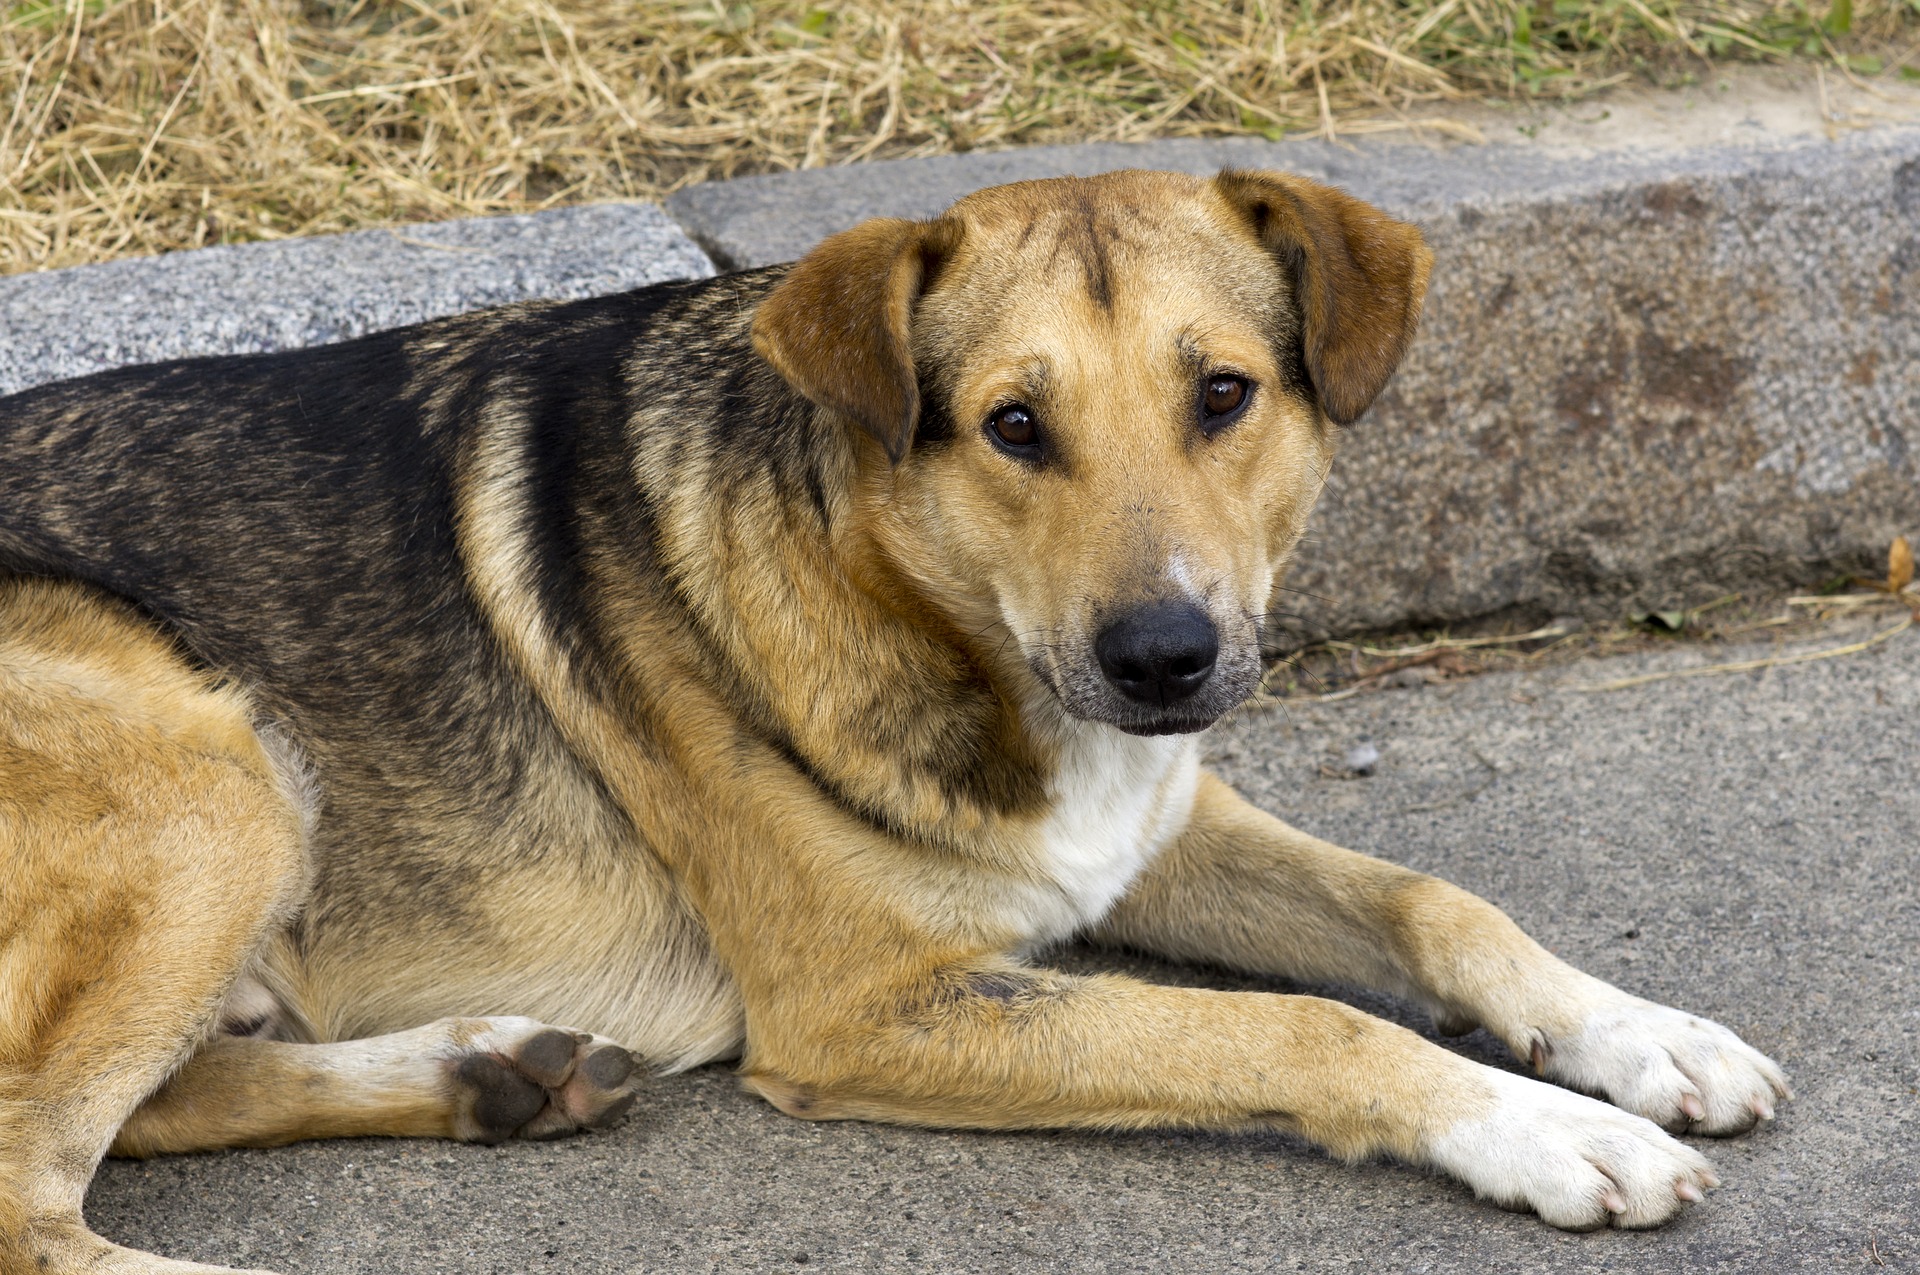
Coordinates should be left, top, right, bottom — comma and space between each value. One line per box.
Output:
751, 216, 959, 464
1213, 169, 1434, 425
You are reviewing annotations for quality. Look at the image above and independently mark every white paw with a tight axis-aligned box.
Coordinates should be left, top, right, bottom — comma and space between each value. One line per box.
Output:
1430, 1067, 1720, 1230
1531, 993, 1791, 1135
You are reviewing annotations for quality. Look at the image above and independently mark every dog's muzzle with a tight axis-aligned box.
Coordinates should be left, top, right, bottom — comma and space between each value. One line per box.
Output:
1041, 600, 1258, 737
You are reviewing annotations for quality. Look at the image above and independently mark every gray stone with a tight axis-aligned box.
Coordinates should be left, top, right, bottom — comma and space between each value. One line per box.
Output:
668, 126, 1920, 643
0, 202, 713, 397
665, 133, 1550, 270
85, 619, 1920, 1272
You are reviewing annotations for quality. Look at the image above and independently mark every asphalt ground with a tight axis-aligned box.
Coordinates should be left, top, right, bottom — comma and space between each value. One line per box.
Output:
86, 615, 1920, 1274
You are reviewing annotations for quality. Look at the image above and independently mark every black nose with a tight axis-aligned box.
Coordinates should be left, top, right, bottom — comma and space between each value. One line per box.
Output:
1094, 602, 1219, 706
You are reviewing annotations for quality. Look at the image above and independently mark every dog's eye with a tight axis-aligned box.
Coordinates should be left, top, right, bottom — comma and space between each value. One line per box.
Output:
1201, 375, 1250, 425
986, 404, 1041, 455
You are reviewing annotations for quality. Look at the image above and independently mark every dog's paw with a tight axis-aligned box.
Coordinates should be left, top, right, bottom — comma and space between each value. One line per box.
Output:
440, 1016, 641, 1143
1530, 993, 1790, 1136
1429, 1067, 1720, 1230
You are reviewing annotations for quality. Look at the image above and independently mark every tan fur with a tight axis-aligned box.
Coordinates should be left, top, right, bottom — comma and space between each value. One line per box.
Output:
0, 169, 1785, 1272
0, 578, 309, 1274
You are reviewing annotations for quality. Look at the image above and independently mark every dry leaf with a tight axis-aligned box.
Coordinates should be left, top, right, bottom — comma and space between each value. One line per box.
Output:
1852, 534, 1915, 594
1889, 535, 1914, 594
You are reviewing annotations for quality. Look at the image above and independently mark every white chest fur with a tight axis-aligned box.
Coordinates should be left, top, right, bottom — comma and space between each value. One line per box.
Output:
1008, 727, 1201, 946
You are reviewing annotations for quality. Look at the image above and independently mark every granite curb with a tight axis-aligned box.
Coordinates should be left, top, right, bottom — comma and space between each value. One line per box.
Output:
2, 106, 1914, 640
0, 201, 713, 398
668, 126, 1920, 642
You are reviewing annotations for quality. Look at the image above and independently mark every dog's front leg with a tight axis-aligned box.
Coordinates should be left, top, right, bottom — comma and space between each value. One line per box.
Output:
740, 955, 1717, 1230
1087, 772, 1790, 1139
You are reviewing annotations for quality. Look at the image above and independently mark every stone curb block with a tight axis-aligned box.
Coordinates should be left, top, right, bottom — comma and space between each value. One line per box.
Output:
0, 201, 714, 399
3, 133, 1913, 642
670, 133, 1920, 641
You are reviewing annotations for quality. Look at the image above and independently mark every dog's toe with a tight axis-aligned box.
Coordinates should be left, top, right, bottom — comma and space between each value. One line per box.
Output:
442, 1017, 645, 1143
455, 1052, 549, 1141
510, 1027, 581, 1088
1534, 993, 1789, 1137
1430, 1067, 1719, 1231
524, 1041, 639, 1137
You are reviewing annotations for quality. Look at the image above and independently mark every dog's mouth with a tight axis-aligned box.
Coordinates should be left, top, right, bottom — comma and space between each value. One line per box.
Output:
1111, 714, 1223, 737
1027, 646, 1260, 739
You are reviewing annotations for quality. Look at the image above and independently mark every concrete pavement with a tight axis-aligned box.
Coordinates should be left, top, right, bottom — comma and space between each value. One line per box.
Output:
87, 616, 1920, 1273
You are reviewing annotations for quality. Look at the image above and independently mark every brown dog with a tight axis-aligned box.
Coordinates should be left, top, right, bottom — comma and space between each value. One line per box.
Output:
0, 169, 1788, 1274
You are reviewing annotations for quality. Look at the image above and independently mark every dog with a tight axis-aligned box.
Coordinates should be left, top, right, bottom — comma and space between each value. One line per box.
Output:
0, 168, 1789, 1274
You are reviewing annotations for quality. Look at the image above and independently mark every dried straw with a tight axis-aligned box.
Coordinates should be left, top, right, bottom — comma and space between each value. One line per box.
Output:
1, 0, 1913, 273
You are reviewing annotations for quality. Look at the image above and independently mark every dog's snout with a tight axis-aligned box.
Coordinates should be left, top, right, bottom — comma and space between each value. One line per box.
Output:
1094, 602, 1219, 707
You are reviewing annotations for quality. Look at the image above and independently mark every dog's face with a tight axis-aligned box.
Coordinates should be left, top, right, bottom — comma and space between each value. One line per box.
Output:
754, 169, 1431, 736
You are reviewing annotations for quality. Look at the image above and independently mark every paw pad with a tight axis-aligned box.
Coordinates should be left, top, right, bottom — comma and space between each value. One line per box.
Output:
448, 1019, 643, 1143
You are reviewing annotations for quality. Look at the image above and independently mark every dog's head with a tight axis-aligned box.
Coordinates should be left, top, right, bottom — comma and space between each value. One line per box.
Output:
753, 169, 1431, 736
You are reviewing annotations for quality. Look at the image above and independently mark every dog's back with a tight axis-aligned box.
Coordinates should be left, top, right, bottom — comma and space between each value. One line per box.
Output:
0, 276, 766, 1047
1, 286, 675, 724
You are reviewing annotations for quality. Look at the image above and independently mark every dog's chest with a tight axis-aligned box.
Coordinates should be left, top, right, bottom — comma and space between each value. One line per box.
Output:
1011, 730, 1200, 944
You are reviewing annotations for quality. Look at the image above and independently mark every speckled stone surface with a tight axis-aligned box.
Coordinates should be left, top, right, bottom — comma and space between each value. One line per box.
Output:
1323, 127, 1920, 643
669, 125, 1920, 643
4, 114, 1911, 640
84, 620, 1920, 1273
0, 202, 714, 397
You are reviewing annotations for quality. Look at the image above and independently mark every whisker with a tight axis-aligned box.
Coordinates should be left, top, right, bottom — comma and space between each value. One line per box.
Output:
1261, 654, 1330, 694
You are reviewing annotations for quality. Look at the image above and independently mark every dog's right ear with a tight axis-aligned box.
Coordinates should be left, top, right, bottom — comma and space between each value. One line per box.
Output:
752, 216, 960, 465
1213, 169, 1433, 426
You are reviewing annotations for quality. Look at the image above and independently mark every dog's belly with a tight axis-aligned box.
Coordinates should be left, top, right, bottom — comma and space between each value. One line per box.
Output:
261, 792, 749, 1070
272, 885, 749, 1071
1007, 730, 1200, 947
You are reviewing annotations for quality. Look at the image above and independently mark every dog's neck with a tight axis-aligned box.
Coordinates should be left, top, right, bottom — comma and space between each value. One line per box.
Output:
568, 339, 1055, 851
449, 279, 1201, 923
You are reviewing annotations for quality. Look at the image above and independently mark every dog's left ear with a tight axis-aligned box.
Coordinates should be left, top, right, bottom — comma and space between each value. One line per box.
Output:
1213, 169, 1433, 425
752, 215, 960, 464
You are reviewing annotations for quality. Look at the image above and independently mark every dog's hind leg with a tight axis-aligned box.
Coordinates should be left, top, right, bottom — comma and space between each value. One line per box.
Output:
109, 1015, 641, 1156
0, 579, 308, 1275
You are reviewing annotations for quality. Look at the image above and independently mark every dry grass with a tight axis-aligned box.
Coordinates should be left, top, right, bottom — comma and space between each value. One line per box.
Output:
2, 0, 1916, 273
